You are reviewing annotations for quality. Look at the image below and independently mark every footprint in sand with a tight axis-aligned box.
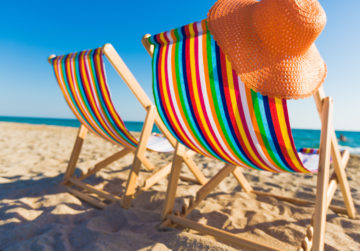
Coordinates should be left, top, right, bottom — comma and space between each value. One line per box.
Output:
86, 208, 128, 234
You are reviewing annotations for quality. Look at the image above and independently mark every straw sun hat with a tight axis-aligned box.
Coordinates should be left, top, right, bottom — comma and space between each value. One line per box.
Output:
207, 0, 327, 99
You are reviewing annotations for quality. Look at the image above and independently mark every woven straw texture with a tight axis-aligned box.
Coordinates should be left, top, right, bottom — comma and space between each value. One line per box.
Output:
207, 0, 327, 99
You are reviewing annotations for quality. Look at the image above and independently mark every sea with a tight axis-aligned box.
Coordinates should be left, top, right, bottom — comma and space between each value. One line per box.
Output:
1, 116, 359, 155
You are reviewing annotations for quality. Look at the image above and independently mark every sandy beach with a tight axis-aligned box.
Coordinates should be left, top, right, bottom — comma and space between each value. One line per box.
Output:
0, 122, 359, 250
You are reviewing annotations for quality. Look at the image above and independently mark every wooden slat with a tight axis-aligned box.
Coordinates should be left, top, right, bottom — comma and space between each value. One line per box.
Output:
327, 149, 349, 211
232, 167, 253, 193
63, 125, 88, 183
179, 164, 236, 218
314, 88, 356, 219
139, 156, 155, 171
48, 54, 56, 63
184, 150, 196, 158
252, 191, 315, 206
68, 178, 121, 202
195, 164, 235, 206
313, 97, 332, 251
141, 34, 154, 56
140, 34, 178, 149
103, 43, 152, 109
162, 143, 185, 220
142, 163, 172, 190
168, 215, 280, 251
330, 133, 356, 218
341, 149, 350, 167
122, 105, 156, 208
182, 152, 207, 185
179, 175, 202, 184
65, 187, 107, 209
103, 42, 178, 152
326, 176, 338, 209
252, 190, 347, 215
79, 148, 133, 181
154, 114, 178, 148
313, 87, 326, 114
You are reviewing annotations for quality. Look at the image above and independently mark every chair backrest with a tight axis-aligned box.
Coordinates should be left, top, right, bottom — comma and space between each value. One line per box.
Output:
148, 20, 312, 173
50, 48, 137, 149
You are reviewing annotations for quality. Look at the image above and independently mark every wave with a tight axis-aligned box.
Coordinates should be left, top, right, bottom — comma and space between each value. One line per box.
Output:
339, 145, 360, 156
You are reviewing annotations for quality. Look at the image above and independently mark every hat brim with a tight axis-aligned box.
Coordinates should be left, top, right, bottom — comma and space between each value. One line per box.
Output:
207, 0, 327, 99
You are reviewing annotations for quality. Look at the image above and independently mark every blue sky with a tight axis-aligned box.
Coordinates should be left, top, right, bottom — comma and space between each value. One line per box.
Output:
0, 0, 359, 131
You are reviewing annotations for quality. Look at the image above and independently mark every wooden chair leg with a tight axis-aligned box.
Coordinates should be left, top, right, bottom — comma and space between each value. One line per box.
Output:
314, 87, 356, 219
302, 149, 349, 251
312, 97, 333, 251
330, 134, 356, 219
122, 106, 156, 208
161, 142, 185, 220
232, 167, 253, 193
63, 125, 88, 183
182, 151, 207, 185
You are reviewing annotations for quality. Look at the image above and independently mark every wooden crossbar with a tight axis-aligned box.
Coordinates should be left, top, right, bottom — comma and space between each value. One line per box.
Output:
65, 186, 107, 209
182, 153, 207, 185
252, 149, 350, 216
139, 156, 156, 171
168, 214, 281, 251
194, 165, 235, 209
232, 167, 253, 193
79, 148, 134, 181
252, 190, 347, 215
69, 178, 121, 202
179, 175, 202, 184
142, 163, 172, 191
173, 164, 236, 219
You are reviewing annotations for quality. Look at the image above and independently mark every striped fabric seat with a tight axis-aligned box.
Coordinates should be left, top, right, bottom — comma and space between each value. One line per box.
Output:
50, 48, 138, 150
148, 20, 314, 173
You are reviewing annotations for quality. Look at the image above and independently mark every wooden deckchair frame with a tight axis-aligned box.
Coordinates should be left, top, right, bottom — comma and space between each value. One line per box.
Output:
143, 35, 356, 251
48, 44, 207, 209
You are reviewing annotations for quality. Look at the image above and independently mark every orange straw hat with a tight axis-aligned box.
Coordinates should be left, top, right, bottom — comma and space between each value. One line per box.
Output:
207, 0, 327, 99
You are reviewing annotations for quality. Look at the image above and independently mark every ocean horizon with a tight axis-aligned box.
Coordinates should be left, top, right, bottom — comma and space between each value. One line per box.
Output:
1, 115, 359, 155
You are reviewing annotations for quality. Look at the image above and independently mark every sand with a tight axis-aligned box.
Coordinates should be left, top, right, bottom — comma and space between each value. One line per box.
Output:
0, 122, 359, 250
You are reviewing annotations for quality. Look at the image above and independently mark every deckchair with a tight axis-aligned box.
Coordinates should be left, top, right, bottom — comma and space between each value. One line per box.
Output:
48, 44, 207, 209
142, 20, 356, 251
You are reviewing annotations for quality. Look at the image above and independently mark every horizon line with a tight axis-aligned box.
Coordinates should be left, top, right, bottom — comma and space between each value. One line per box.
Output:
1, 114, 359, 133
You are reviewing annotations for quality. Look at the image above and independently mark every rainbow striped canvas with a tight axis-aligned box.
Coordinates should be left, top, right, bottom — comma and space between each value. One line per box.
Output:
148, 20, 314, 173
50, 48, 138, 149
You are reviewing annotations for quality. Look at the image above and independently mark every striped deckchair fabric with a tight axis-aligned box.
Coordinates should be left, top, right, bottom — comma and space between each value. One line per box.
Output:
299, 148, 320, 155
49, 44, 207, 209
145, 20, 355, 251
50, 48, 137, 149
148, 20, 313, 173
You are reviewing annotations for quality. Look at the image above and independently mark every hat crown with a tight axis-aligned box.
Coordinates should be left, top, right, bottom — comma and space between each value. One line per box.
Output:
253, 0, 326, 56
